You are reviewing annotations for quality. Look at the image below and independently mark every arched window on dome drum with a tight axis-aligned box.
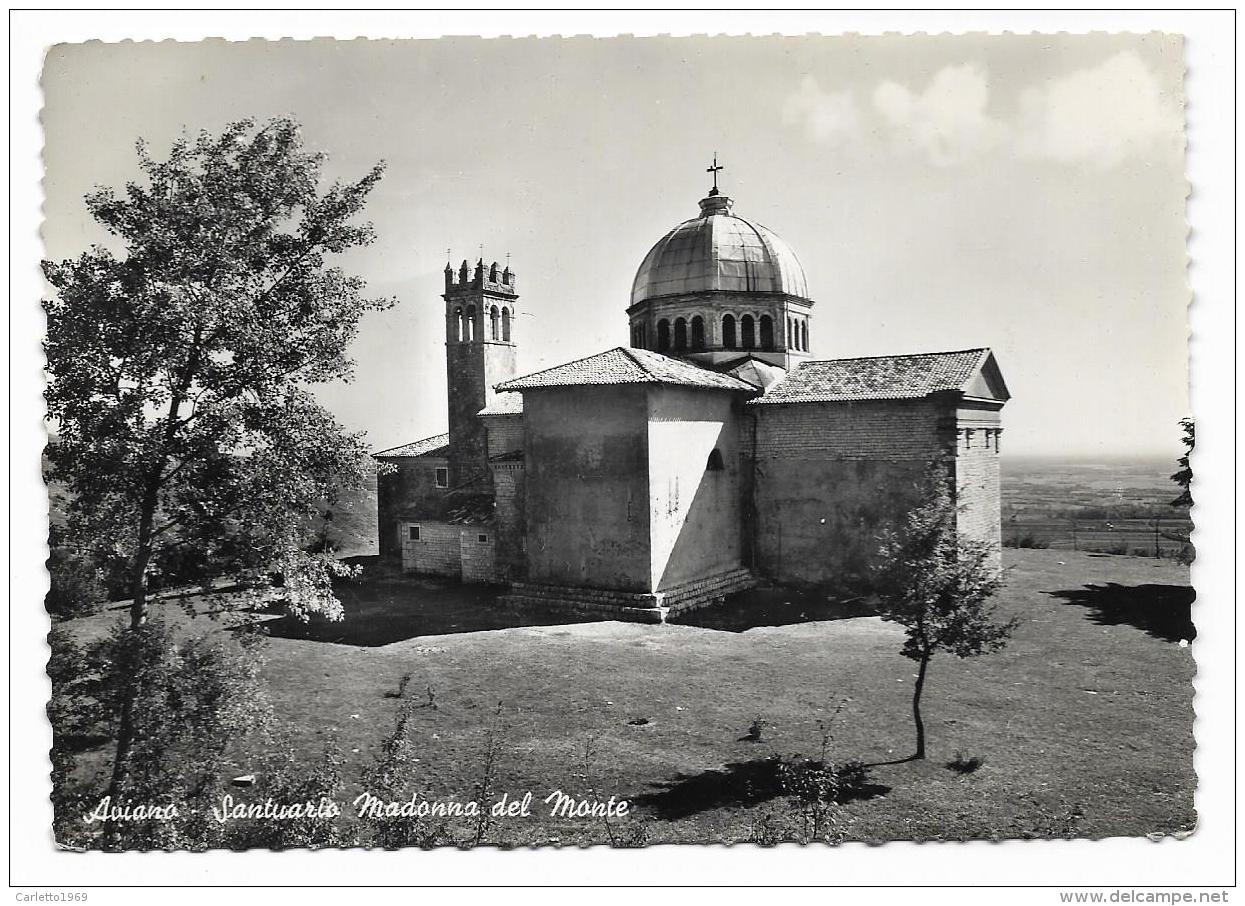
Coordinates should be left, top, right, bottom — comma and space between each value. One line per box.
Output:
741, 315, 756, 350
787, 317, 794, 349
691, 316, 705, 351
465, 305, 476, 342
502, 307, 511, 342
631, 322, 646, 349
759, 315, 774, 351
489, 306, 499, 341
722, 314, 737, 349
453, 307, 463, 342
674, 318, 688, 352
657, 319, 671, 353
801, 320, 809, 352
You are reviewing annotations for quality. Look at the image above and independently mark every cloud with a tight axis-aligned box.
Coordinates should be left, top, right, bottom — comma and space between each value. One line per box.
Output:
783, 52, 1182, 169
781, 75, 861, 146
872, 64, 1005, 165
1015, 51, 1184, 168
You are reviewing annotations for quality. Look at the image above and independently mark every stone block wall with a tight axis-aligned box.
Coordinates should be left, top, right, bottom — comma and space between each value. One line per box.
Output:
378, 457, 449, 557
491, 461, 526, 582
399, 520, 462, 577
460, 528, 497, 584
446, 342, 516, 490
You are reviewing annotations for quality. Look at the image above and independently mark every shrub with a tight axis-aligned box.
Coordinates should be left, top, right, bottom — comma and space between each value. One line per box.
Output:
45, 547, 105, 619
51, 619, 275, 851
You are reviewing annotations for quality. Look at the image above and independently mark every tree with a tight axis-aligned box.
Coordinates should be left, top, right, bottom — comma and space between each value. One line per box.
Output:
42, 118, 393, 813
1170, 418, 1194, 508
873, 473, 1017, 760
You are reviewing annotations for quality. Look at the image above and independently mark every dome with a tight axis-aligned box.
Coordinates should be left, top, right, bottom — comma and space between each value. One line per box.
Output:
630, 194, 809, 307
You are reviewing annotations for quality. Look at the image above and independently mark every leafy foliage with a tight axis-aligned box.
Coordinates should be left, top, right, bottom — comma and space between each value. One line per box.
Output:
875, 477, 1014, 662
1170, 418, 1194, 508
49, 620, 274, 850
45, 547, 106, 619
873, 470, 1017, 758
357, 698, 452, 849
42, 117, 393, 621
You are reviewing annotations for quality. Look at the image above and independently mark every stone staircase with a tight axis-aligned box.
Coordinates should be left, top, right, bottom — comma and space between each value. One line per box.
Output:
500, 566, 756, 623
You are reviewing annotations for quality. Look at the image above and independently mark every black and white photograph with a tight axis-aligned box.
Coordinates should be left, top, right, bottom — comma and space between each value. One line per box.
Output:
10, 9, 1236, 899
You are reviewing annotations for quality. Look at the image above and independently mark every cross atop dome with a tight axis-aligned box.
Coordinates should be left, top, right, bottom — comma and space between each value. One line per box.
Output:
706, 152, 724, 196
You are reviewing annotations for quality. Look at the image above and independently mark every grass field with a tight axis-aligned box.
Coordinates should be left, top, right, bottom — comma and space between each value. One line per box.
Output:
65, 547, 1196, 845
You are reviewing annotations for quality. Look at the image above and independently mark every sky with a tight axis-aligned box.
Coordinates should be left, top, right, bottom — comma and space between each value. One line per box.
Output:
40, 33, 1189, 457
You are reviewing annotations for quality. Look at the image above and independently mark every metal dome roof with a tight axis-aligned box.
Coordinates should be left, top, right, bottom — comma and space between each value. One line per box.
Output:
630, 194, 809, 306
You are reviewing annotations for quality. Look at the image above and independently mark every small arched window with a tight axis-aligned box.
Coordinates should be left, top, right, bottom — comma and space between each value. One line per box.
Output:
801, 320, 809, 352
706, 448, 725, 472
759, 315, 774, 351
691, 316, 705, 351
490, 306, 500, 341
453, 307, 463, 342
741, 314, 756, 350
674, 317, 688, 351
657, 319, 671, 353
787, 317, 794, 349
465, 305, 476, 342
722, 314, 737, 349
502, 307, 511, 342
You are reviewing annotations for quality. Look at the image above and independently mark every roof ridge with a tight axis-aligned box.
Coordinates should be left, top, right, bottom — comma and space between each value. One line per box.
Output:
373, 431, 449, 457
497, 346, 632, 391
618, 345, 653, 377
802, 347, 989, 366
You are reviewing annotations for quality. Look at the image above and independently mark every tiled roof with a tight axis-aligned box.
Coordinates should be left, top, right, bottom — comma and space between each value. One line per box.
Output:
479, 394, 524, 416
753, 349, 993, 405
373, 433, 450, 458
496, 347, 758, 394
396, 492, 494, 526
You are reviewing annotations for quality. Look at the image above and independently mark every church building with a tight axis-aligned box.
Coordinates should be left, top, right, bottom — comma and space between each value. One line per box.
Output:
375, 171, 1010, 621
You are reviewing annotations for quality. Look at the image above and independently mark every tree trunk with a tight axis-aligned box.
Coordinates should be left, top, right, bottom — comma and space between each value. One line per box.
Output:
103, 482, 159, 843
102, 327, 199, 846
912, 651, 930, 760
103, 561, 151, 844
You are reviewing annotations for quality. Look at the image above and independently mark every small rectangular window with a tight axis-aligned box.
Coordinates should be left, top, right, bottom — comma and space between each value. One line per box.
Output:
478, 533, 488, 543
409, 525, 420, 541
435, 467, 449, 488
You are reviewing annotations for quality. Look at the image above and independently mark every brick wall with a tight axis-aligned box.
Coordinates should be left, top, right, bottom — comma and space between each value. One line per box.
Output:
484, 413, 524, 458
750, 398, 956, 587
753, 398, 951, 460
953, 402, 1004, 571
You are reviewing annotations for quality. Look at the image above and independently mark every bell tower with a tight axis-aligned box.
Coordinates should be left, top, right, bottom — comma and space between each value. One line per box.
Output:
443, 257, 519, 490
